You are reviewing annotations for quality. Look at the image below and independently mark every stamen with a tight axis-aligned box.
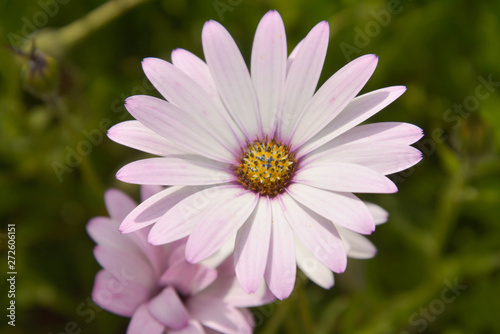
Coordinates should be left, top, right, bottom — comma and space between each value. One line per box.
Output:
234, 138, 297, 197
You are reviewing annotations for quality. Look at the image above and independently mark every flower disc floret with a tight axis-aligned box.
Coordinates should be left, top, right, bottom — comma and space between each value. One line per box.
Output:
235, 138, 297, 197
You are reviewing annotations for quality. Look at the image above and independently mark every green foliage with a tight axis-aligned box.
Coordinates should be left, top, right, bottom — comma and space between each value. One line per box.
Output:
1, 0, 499, 333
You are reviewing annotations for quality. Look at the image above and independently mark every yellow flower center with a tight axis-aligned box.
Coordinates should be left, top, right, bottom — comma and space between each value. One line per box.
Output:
235, 138, 297, 197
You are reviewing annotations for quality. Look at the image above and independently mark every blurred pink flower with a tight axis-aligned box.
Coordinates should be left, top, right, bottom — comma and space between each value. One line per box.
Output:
108, 10, 423, 299
87, 186, 274, 334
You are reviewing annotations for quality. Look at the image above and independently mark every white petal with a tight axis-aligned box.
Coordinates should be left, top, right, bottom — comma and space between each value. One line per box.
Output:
202, 256, 275, 308
251, 10, 287, 136
148, 186, 256, 253
286, 183, 374, 234
142, 57, 244, 154
187, 296, 253, 334
185, 188, 259, 263
302, 142, 423, 175
295, 238, 334, 289
147, 186, 239, 246
200, 233, 236, 269
290, 54, 379, 147
294, 162, 398, 193
116, 156, 235, 186
120, 186, 203, 234
278, 21, 329, 141
279, 194, 347, 273
338, 226, 377, 259
286, 39, 303, 74
125, 94, 236, 163
108, 120, 189, 156
326, 122, 424, 147
140, 185, 164, 202
264, 199, 296, 300
171, 48, 221, 105
234, 197, 272, 293
202, 20, 261, 139
297, 86, 407, 157
365, 202, 389, 225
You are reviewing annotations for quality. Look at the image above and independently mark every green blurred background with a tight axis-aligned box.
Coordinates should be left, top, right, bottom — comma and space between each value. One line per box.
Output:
1, 0, 500, 333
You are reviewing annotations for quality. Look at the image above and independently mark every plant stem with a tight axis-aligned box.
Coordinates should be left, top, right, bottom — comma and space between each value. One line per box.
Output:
36, 0, 152, 56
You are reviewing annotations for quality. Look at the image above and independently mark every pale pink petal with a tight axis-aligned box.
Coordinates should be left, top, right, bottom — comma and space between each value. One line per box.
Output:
171, 48, 221, 104
108, 120, 189, 156
120, 186, 204, 234
326, 122, 424, 147
264, 199, 296, 300
185, 189, 259, 263
104, 188, 136, 222
92, 270, 150, 317
170, 320, 205, 334
202, 20, 261, 139
91, 189, 168, 279
203, 256, 275, 308
295, 238, 334, 289
234, 197, 271, 293
190, 265, 219, 295
279, 194, 347, 273
294, 162, 398, 193
93, 246, 156, 288
251, 10, 287, 136
147, 286, 190, 329
278, 21, 329, 141
125, 95, 237, 163
87, 217, 142, 254
160, 260, 198, 295
302, 142, 423, 175
186, 295, 253, 334
237, 309, 255, 330
297, 86, 407, 157
142, 58, 244, 154
116, 156, 235, 186
127, 304, 164, 334
365, 202, 389, 225
286, 183, 375, 234
290, 54, 378, 147
337, 226, 377, 259
140, 185, 164, 202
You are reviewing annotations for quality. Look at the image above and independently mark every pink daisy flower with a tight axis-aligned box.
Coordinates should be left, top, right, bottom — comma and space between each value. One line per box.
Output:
87, 186, 274, 334
108, 10, 423, 299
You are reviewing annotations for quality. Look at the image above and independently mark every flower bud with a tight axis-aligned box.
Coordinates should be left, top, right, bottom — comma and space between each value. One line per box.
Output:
450, 114, 494, 159
20, 49, 59, 99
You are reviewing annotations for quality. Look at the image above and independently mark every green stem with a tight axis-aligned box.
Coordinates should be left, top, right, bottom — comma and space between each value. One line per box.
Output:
296, 280, 315, 333
35, 0, 152, 55
431, 163, 468, 256
355, 253, 499, 334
